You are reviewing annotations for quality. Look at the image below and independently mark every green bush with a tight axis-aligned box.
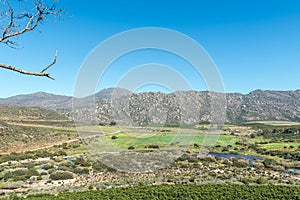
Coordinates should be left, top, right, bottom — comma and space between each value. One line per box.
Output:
92, 161, 106, 172
111, 135, 118, 140
54, 150, 67, 156
73, 167, 89, 175
42, 164, 54, 170
256, 177, 267, 184
3, 169, 39, 181
263, 158, 278, 168
49, 171, 73, 180
74, 157, 90, 167
231, 158, 248, 168
145, 144, 159, 149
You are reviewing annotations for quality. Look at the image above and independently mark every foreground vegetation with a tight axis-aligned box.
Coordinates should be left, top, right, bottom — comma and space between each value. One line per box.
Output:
13, 184, 300, 200
0, 119, 300, 198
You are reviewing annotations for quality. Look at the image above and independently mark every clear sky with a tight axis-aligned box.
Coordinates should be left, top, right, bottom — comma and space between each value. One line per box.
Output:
1, 0, 300, 97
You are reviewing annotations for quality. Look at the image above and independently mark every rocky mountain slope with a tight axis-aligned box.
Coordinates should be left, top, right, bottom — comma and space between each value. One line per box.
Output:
1, 88, 300, 124
70, 89, 300, 125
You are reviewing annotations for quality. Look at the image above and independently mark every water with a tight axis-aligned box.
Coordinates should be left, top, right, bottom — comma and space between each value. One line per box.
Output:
66, 156, 75, 165
208, 152, 263, 167
284, 168, 299, 176
208, 152, 299, 176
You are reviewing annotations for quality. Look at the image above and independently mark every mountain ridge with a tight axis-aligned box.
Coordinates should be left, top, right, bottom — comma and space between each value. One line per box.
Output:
0, 88, 132, 110
1, 88, 300, 124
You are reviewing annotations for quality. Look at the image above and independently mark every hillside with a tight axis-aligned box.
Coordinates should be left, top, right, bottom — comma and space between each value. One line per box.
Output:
0, 104, 66, 121
70, 89, 300, 125
1, 88, 300, 124
0, 88, 132, 110
0, 105, 76, 154
0, 92, 72, 110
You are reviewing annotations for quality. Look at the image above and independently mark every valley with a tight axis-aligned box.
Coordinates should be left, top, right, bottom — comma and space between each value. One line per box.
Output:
0, 89, 299, 198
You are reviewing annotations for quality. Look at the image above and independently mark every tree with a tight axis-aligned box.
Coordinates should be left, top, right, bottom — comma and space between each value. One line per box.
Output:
109, 121, 117, 126
0, 0, 63, 79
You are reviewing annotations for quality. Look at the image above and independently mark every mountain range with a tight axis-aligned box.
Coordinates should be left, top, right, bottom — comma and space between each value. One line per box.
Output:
1, 88, 300, 124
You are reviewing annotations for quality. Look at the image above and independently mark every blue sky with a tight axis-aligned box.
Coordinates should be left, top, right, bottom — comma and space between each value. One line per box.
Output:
1, 0, 300, 97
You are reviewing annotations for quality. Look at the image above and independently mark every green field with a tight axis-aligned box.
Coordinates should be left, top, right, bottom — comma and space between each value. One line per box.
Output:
260, 142, 300, 149
81, 126, 238, 152
107, 133, 238, 149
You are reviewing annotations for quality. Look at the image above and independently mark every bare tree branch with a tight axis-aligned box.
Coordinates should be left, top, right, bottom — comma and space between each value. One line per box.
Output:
0, 0, 63, 79
0, 0, 63, 47
0, 50, 58, 80
40, 50, 57, 73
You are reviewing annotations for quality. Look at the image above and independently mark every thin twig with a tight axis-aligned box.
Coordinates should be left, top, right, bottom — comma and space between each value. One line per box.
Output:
40, 50, 57, 73
0, 51, 58, 80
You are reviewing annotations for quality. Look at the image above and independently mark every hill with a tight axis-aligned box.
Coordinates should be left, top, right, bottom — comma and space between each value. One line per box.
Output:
0, 104, 66, 121
1, 88, 300, 124
71, 89, 300, 125
0, 88, 132, 110
0, 92, 72, 110
0, 104, 76, 154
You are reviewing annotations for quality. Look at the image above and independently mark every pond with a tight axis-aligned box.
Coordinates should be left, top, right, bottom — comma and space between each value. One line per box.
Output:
208, 152, 299, 176
284, 168, 299, 176
66, 156, 75, 165
208, 152, 263, 167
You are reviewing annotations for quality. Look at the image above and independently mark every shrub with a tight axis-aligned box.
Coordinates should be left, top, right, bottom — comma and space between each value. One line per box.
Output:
240, 177, 253, 185
3, 169, 39, 181
92, 161, 106, 172
189, 176, 196, 182
128, 146, 135, 150
145, 144, 159, 149
73, 167, 89, 174
59, 161, 73, 168
256, 177, 267, 184
200, 156, 216, 163
111, 135, 118, 140
42, 164, 54, 170
54, 150, 67, 156
40, 172, 48, 176
88, 185, 94, 190
75, 157, 90, 167
49, 171, 73, 180
231, 158, 248, 168
272, 166, 284, 172
109, 121, 117, 126
263, 158, 277, 168
35, 150, 52, 158
253, 161, 264, 169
